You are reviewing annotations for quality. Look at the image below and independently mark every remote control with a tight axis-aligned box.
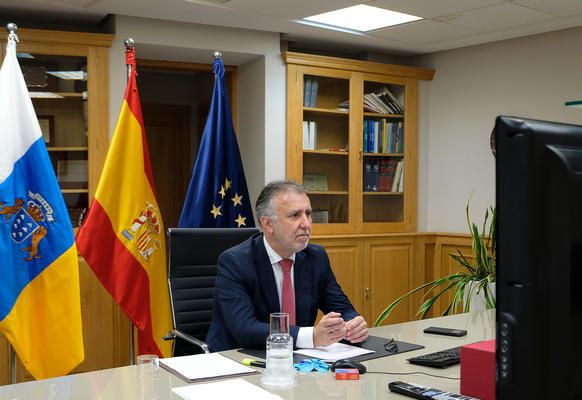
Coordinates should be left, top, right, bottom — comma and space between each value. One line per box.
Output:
388, 381, 477, 400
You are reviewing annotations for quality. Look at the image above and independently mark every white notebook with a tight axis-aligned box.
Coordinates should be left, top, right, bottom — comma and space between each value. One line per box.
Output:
172, 378, 283, 400
159, 353, 257, 383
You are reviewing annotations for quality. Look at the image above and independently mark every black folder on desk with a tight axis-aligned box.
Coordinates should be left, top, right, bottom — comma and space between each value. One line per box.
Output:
238, 335, 424, 363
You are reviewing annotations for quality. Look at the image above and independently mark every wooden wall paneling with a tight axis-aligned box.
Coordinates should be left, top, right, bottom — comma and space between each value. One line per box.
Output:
311, 238, 365, 319
432, 235, 473, 316
365, 236, 416, 326
0, 335, 9, 385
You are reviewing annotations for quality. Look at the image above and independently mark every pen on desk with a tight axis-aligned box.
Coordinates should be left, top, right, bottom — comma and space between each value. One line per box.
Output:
242, 358, 267, 368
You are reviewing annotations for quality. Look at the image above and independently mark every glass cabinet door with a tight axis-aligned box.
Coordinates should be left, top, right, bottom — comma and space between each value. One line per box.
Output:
301, 73, 350, 226
22, 52, 89, 228
361, 79, 405, 224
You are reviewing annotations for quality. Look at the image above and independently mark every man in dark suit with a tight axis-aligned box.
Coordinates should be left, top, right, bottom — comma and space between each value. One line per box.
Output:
206, 180, 368, 351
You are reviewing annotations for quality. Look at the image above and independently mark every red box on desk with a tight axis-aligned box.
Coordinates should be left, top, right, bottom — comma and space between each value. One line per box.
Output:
460, 339, 495, 400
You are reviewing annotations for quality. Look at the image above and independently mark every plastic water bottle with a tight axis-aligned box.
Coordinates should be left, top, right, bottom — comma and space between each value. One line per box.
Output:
261, 312, 296, 386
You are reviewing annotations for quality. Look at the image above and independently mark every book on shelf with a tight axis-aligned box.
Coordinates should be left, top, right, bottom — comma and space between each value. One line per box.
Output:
309, 77, 319, 107
379, 87, 403, 113
398, 163, 404, 192
363, 87, 403, 114
363, 159, 380, 192
378, 158, 398, 192
302, 121, 309, 149
392, 160, 404, 192
308, 120, 317, 149
303, 174, 328, 191
338, 100, 349, 110
303, 76, 312, 107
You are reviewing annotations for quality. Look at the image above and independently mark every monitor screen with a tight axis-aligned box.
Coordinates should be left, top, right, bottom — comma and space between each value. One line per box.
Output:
495, 116, 582, 399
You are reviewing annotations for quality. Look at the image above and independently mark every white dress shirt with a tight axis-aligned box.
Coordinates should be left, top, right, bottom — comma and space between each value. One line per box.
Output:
263, 236, 314, 348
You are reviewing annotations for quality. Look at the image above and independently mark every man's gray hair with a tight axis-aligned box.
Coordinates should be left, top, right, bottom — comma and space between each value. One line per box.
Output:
255, 180, 307, 226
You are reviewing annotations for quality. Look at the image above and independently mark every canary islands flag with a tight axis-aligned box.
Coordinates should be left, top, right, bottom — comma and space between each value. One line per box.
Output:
76, 48, 172, 358
0, 36, 84, 379
179, 57, 255, 228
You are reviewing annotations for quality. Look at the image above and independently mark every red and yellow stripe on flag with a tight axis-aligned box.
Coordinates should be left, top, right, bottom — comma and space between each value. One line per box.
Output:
76, 50, 172, 358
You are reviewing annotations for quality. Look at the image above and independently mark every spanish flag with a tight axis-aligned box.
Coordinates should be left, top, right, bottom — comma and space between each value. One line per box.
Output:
76, 47, 172, 358
0, 34, 84, 379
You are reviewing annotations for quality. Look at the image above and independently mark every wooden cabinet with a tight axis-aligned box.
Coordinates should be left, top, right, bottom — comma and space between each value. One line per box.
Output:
0, 29, 131, 385
285, 52, 433, 235
286, 53, 435, 327
312, 235, 425, 326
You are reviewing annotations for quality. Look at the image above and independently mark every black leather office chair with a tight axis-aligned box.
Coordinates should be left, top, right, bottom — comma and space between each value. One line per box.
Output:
164, 227, 259, 356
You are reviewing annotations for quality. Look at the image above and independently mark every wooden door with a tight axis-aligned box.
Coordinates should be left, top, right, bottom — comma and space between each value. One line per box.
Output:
365, 236, 417, 326
142, 104, 191, 229
310, 238, 365, 321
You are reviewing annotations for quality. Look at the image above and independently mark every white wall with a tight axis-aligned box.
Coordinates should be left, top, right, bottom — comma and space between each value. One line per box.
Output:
108, 15, 286, 209
415, 26, 582, 233
238, 56, 266, 219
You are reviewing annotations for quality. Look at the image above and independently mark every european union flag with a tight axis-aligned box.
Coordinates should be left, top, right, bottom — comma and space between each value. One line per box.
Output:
179, 57, 255, 228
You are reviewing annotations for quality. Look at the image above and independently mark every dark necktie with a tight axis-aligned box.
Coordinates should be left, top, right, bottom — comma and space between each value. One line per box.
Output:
279, 258, 296, 326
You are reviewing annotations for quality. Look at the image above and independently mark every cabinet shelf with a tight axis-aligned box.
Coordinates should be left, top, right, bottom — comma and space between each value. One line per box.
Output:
363, 191, 403, 196
363, 152, 403, 157
30, 92, 85, 98
304, 149, 348, 156
62, 189, 89, 194
363, 112, 403, 118
48, 146, 88, 152
304, 107, 349, 115
308, 191, 348, 195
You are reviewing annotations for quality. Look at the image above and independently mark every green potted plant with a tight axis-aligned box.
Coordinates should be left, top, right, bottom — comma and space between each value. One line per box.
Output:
374, 201, 496, 326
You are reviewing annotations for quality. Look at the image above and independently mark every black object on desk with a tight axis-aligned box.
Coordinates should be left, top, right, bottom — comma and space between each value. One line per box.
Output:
389, 381, 477, 399
238, 335, 424, 363
329, 359, 367, 374
423, 326, 467, 337
407, 346, 461, 368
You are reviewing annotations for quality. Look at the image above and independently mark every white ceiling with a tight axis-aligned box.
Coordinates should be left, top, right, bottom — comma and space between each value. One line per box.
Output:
2, 0, 582, 55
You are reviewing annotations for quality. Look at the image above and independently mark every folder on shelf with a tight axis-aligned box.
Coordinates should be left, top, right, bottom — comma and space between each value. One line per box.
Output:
303, 76, 312, 107
308, 121, 317, 150
302, 121, 309, 149
309, 77, 319, 107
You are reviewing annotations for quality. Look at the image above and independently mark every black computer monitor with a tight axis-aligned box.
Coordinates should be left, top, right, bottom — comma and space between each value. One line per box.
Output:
495, 115, 582, 399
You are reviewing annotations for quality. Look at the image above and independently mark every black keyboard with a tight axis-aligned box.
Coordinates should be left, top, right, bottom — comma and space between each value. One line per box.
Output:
407, 346, 461, 368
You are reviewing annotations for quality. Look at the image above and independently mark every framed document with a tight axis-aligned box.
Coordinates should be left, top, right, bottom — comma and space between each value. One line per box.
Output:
303, 174, 328, 191
38, 115, 54, 146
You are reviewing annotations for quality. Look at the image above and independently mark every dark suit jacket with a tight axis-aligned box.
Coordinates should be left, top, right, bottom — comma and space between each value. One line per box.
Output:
206, 233, 359, 352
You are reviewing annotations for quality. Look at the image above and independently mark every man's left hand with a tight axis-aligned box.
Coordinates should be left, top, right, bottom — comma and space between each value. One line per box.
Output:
344, 316, 368, 343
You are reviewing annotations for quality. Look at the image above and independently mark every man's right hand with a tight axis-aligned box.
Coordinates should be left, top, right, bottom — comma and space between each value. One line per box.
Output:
313, 312, 346, 348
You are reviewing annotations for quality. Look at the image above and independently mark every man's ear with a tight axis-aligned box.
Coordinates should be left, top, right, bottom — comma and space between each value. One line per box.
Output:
260, 215, 273, 234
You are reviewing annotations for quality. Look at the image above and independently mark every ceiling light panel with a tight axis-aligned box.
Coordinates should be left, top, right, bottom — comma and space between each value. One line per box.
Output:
369, 0, 501, 19
304, 4, 422, 32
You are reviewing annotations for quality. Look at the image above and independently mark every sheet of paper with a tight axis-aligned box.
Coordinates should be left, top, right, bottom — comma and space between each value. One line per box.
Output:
159, 353, 255, 381
293, 342, 374, 361
172, 378, 283, 400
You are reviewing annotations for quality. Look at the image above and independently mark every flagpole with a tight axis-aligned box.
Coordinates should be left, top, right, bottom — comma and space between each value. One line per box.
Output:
5, 22, 19, 386
124, 37, 136, 366
10, 345, 16, 384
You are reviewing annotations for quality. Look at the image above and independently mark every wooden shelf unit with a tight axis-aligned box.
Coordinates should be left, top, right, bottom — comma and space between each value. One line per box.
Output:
285, 52, 435, 329
285, 51, 434, 235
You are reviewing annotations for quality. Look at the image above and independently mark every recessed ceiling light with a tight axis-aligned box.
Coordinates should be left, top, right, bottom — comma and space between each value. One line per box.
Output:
303, 4, 422, 32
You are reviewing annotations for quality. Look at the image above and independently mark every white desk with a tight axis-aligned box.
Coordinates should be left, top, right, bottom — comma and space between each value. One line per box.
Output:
0, 310, 494, 399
